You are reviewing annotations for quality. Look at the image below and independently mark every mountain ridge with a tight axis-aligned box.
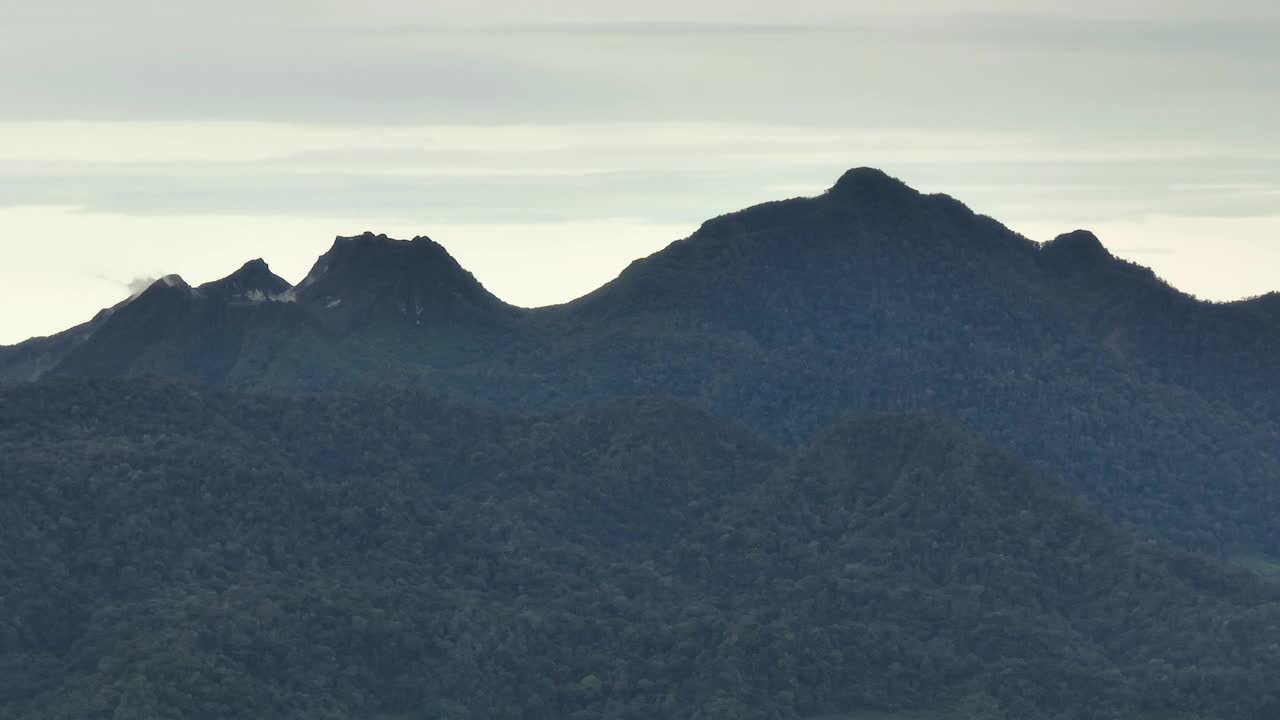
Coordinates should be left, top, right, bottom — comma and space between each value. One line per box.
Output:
3, 168, 1279, 560
5, 169, 1280, 718
197, 258, 292, 302
4, 169, 1270, 355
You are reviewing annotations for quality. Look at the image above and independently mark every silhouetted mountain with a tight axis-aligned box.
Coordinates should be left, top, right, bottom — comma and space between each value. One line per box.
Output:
0, 235, 518, 386
1039, 229, 1114, 272
287, 232, 516, 329
3, 169, 1279, 561
50, 273, 289, 384
567, 166, 1037, 333
1240, 291, 1280, 324
0, 266, 284, 384
1, 376, 1278, 720
197, 258, 292, 302
529, 169, 1280, 556
0, 312, 107, 384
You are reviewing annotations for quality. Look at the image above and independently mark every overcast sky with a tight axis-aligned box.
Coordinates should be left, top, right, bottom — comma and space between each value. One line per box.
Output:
2, 1, 1278, 344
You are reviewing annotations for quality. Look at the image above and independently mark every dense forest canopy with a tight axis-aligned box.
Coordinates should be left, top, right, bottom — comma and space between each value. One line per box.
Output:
1, 378, 1279, 719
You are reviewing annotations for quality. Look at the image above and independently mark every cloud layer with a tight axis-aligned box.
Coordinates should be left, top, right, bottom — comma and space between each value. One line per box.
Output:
0, 1, 1277, 343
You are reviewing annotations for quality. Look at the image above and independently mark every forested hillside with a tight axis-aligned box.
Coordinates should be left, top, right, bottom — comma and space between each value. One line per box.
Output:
3, 169, 1279, 718
4, 171, 1278, 560
1, 378, 1279, 720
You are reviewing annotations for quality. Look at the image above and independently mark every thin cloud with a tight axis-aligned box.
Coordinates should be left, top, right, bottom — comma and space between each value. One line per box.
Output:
126, 276, 158, 295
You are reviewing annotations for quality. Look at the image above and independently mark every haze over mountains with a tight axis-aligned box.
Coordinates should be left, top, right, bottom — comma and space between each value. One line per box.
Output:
3, 169, 1279, 719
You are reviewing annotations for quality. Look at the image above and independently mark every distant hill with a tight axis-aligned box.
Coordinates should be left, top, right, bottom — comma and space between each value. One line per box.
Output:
1, 377, 1278, 720
3, 169, 1279, 560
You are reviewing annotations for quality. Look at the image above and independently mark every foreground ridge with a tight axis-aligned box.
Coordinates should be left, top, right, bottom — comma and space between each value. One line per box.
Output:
1, 376, 1279, 719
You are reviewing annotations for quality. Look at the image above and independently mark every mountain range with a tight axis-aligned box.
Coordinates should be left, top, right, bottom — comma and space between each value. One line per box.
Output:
5, 168, 1278, 557
2, 168, 1279, 719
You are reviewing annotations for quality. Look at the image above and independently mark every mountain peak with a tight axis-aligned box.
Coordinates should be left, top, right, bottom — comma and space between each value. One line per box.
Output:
298, 233, 458, 288
198, 259, 292, 302
291, 232, 510, 325
139, 274, 191, 295
828, 167, 918, 199
334, 230, 393, 247
328, 231, 442, 249
1041, 230, 1112, 272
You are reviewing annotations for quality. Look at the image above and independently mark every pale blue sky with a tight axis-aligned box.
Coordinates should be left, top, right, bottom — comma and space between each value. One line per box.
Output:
1, 1, 1278, 343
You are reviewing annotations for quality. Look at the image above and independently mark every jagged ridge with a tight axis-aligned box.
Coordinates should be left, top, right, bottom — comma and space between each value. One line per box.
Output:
287, 232, 514, 327
3, 168, 1280, 563
198, 259, 292, 302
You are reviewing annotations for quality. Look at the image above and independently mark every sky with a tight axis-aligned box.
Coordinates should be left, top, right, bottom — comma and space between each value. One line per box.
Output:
1, 1, 1278, 344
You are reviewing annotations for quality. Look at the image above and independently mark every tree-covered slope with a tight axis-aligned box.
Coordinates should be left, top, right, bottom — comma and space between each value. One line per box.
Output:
1, 378, 1279, 720
3, 169, 1278, 560
518, 170, 1280, 556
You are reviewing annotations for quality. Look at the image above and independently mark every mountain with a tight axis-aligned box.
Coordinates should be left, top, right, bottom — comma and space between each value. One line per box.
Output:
0, 261, 289, 384
48, 271, 306, 384
197, 258, 292, 302
1, 376, 1278, 720
285, 232, 514, 328
0, 310, 110, 383
530, 168, 1280, 556
3, 169, 1279, 561
1, 236, 518, 387
5, 170, 1280, 718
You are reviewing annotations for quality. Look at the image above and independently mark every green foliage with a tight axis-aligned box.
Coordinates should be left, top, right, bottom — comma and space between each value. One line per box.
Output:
1, 378, 1278, 719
